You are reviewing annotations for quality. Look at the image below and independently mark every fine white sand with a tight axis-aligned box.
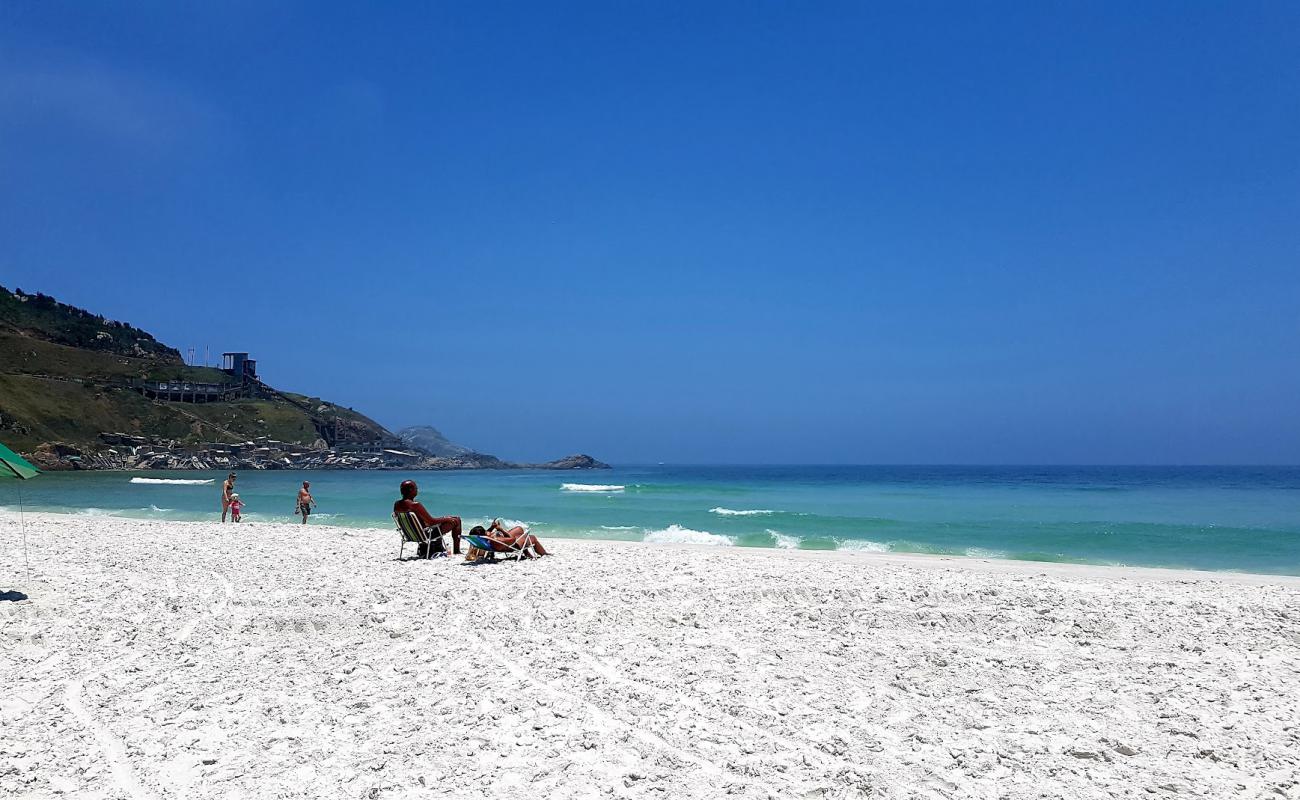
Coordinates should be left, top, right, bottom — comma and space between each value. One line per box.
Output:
2, 511, 1298, 799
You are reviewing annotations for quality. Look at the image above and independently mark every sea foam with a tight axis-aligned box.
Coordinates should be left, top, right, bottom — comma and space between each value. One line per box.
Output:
130, 477, 214, 485
836, 538, 891, 553
560, 483, 625, 493
75, 507, 128, 517
710, 507, 777, 516
643, 524, 734, 546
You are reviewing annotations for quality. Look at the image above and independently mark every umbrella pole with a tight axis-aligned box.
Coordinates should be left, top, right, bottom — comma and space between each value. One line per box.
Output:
20, 482, 31, 581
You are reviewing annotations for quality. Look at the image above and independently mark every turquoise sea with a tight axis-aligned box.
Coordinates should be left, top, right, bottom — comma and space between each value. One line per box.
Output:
6, 466, 1300, 575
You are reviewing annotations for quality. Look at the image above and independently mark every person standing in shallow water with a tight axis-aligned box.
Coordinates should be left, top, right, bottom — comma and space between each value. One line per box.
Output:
221, 472, 237, 523
296, 481, 315, 524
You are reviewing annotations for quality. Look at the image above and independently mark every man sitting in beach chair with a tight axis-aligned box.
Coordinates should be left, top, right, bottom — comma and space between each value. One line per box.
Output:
463, 519, 549, 561
393, 479, 462, 555
393, 510, 447, 560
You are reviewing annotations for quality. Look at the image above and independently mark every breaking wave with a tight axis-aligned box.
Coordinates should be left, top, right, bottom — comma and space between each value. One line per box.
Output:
710, 507, 777, 516
130, 477, 214, 485
767, 530, 801, 549
835, 538, 891, 553
642, 524, 734, 546
561, 483, 625, 493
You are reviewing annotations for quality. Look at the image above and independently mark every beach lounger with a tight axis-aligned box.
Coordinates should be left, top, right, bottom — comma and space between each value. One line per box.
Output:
463, 532, 537, 562
393, 511, 447, 560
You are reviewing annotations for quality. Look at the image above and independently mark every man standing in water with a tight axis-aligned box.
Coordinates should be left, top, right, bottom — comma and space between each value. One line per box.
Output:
221, 472, 237, 522
296, 481, 315, 524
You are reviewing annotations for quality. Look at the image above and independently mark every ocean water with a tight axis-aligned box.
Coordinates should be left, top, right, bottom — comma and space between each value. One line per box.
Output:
5, 465, 1300, 575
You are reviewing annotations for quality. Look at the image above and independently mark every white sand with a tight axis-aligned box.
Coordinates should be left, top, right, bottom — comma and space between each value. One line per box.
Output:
2, 511, 1298, 799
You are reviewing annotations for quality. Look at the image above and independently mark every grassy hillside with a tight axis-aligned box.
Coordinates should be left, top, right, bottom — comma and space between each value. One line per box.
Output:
0, 373, 200, 451
0, 287, 394, 454
0, 285, 179, 360
0, 334, 227, 384
0, 367, 392, 453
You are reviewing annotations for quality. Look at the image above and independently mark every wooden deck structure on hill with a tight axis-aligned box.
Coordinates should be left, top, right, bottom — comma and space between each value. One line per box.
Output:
132, 379, 247, 403
127, 350, 403, 450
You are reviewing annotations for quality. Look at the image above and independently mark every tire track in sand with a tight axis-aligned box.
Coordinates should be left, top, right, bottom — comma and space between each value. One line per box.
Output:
63, 569, 233, 800
450, 611, 788, 797
65, 670, 155, 800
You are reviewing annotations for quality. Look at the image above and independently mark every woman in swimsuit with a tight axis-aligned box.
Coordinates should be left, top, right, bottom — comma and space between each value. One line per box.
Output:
467, 519, 549, 558
221, 472, 237, 523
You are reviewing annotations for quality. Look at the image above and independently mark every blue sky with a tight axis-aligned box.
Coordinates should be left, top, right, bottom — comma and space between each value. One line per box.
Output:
2, 2, 1298, 464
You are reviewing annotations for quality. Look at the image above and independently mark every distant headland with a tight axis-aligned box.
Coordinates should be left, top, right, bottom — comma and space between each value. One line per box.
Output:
0, 286, 609, 472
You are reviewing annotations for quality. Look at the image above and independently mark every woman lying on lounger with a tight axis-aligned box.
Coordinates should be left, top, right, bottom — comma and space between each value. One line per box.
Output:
465, 519, 549, 560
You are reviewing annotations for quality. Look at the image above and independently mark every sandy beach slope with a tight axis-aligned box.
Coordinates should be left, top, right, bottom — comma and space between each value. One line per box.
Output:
2, 511, 1298, 799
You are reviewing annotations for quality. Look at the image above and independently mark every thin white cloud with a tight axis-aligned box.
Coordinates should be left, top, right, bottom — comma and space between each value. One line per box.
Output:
0, 50, 224, 150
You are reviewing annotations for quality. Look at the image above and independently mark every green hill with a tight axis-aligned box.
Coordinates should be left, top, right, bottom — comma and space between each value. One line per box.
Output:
0, 285, 394, 457
0, 287, 180, 360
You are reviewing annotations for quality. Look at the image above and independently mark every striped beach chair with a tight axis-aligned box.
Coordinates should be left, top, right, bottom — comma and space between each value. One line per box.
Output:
393, 511, 447, 560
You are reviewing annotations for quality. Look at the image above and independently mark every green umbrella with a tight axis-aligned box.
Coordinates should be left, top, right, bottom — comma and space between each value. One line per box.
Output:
0, 441, 39, 480
0, 441, 39, 584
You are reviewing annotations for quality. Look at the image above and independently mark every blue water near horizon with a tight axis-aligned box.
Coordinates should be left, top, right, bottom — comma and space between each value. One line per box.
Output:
5, 465, 1300, 575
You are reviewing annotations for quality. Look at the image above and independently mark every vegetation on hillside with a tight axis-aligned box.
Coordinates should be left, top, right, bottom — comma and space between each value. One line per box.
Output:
0, 335, 227, 384
0, 288, 395, 454
0, 285, 180, 360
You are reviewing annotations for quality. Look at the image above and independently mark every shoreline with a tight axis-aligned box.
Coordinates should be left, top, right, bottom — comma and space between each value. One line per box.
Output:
13, 465, 1300, 579
5, 508, 1299, 586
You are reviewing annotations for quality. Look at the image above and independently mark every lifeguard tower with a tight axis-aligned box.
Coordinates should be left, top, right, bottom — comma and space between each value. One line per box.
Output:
221, 352, 258, 379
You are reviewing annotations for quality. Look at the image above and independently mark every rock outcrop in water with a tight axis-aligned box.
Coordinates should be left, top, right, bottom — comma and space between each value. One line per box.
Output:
527, 454, 610, 470
396, 426, 611, 471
